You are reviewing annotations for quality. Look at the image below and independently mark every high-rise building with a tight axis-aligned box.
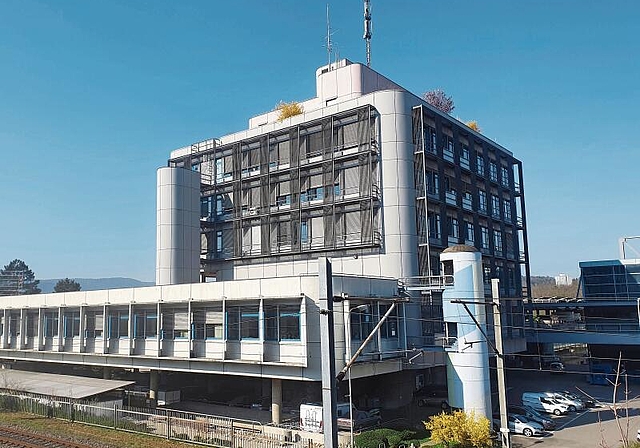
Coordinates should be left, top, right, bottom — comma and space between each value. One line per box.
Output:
162, 59, 531, 347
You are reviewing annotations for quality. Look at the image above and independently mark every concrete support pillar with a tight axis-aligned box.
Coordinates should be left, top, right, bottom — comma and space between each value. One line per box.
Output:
272, 378, 282, 425
103, 367, 112, 380
149, 370, 159, 402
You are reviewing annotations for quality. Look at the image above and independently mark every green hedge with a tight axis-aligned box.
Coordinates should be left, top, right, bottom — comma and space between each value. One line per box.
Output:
354, 428, 428, 448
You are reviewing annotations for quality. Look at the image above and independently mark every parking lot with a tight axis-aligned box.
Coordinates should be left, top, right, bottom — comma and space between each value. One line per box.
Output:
506, 369, 640, 448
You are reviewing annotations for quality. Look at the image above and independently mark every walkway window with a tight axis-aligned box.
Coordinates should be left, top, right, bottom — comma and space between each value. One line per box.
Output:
109, 311, 129, 339
44, 312, 59, 338
227, 305, 259, 340
265, 304, 301, 341
134, 310, 157, 338
63, 312, 80, 338
85, 311, 103, 338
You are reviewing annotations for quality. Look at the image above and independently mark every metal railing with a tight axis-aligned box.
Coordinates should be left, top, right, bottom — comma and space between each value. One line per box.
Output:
0, 392, 313, 448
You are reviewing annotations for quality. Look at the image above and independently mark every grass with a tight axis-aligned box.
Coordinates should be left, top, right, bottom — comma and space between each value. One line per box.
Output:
0, 411, 194, 448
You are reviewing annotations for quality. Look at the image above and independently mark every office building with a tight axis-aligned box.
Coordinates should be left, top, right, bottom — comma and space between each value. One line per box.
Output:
0, 60, 530, 421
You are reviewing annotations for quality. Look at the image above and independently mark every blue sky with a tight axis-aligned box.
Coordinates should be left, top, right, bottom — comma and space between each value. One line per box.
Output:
0, 0, 638, 282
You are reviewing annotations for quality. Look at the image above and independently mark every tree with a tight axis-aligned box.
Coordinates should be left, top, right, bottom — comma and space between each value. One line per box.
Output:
53, 278, 81, 293
423, 89, 455, 114
0, 259, 40, 295
425, 410, 492, 448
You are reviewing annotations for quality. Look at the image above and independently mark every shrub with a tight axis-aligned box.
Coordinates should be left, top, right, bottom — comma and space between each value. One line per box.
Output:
276, 101, 303, 121
424, 410, 492, 448
355, 428, 427, 448
466, 121, 481, 132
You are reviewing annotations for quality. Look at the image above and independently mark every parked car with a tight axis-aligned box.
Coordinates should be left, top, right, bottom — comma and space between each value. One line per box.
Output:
543, 392, 584, 412
493, 415, 545, 437
522, 392, 569, 416
549, 361, 565, 373
560, 390, 596, 408
415, 388, 450, 409
508, 405, 555, 430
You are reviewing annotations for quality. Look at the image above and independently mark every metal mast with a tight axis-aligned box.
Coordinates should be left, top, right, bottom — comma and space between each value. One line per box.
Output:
363, 0, 372, 67
326, 4, 333, 70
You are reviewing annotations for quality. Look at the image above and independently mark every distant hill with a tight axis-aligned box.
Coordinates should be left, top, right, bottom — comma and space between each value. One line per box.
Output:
39, 278, 154, 293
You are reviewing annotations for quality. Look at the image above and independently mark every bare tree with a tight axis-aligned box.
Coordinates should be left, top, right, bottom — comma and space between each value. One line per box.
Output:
423, 89, 455, 114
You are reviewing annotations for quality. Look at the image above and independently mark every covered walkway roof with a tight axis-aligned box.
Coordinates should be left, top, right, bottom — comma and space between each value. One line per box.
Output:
0, 369, 134, 399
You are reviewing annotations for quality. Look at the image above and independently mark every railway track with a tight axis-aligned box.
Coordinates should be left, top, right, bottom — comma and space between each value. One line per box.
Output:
0, 426, 95, 448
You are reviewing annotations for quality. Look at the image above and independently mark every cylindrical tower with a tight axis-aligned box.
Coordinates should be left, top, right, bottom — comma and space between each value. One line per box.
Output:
156, 166, 201, 286
441, 245, 491, 418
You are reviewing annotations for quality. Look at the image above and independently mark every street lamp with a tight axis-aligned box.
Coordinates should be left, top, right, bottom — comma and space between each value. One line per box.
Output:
345, 302, 370, 448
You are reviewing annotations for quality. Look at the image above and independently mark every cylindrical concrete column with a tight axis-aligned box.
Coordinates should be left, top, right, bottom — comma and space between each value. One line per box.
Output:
156, 166, 201, 286
441, 245, 491, 419
149, 370, 160, 402
271, 378, 282, 425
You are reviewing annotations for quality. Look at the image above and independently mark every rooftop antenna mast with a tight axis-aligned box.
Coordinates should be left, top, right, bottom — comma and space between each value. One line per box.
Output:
326, 4, 333, 70
363, 0, 372, 67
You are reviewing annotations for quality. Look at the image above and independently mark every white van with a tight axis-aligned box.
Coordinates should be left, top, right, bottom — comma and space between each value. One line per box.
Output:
543, 392, 584, 412
522, 392, 569, 416
299, 402, 381, 433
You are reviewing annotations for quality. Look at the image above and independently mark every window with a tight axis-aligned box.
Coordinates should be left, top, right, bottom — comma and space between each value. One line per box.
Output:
461, 146, 470, 161
489, 162, 498, 182
494, 230, 503, 254
85, 311, 103, 338
501, 166, 510, 187
491, 195, 501, 218
9, 314, 19, 337
349, 306, 372, 340
215, 195, 224, 216
300, 220, 308, 243
275, 181, 291, 206
63, 312, 80, 338
503, 199, 512, 222
44, 312, 59, 338
265, 304, 301, 341
192, 306, 223, 340
424, 127, 437, 152
26, 314, 37, 338
108, 311, 129, 339
201, 196, 212, 219
426, 171, 439, 196
216, 230, 223, 254
161, 310, 189, 339
476, 154, 485, 176
134, 310, 157, 338
481, 226, 490, 250
215, 156, 233, 181
380, 305, 398, 339
428, 212, 441, 239
448, 217, 459, 240
443, 136, 455, 161
269, 136, 291, 166
465, 221, 475, 243
478, 190, 487, 213
227, 305, 259, 340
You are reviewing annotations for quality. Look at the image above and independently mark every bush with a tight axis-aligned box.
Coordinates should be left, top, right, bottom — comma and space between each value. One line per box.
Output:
355, 428, 427, 448
424, 411, 492, 448
276, 101, 303, 121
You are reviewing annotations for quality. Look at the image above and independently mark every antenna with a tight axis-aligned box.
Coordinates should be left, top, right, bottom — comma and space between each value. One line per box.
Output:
363, 0, 372, 67
326, 4, 333, 70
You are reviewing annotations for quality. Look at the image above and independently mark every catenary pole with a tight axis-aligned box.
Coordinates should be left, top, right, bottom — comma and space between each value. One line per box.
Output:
319, 258, 338, 448
492, 279, 511, 448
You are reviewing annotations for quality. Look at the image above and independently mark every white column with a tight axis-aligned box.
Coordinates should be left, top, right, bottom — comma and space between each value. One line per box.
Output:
271, 378, 282, 425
